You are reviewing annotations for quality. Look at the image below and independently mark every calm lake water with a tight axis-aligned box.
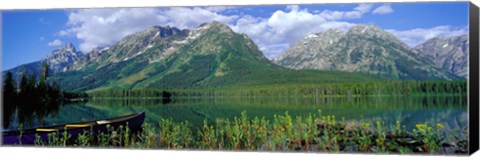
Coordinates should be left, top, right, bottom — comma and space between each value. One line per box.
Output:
7, 96, 468, 133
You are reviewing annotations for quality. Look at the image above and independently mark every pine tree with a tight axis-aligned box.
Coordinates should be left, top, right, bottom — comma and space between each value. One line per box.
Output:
38, 63, 49, 101
3, 71, 17, 128
3, 71, 16, 102
18, 69, 29, 103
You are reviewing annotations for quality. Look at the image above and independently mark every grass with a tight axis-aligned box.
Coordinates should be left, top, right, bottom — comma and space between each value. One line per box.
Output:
8, 110, 467, 155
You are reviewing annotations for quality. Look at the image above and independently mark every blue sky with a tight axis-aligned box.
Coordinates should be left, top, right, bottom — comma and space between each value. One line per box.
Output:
2, 2, 469, 71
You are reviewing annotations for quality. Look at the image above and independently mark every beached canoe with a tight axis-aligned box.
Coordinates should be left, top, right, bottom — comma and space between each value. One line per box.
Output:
2, 112, 145, 145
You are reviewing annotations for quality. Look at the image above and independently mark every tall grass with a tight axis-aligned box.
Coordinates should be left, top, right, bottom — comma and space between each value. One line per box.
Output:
12, 110, 467, 154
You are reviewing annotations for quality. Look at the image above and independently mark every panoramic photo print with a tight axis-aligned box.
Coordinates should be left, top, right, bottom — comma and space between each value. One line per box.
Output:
1, 2, 470, 155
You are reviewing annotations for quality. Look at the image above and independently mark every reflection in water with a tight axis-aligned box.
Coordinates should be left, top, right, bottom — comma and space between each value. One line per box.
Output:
4, 100, 62, 130
6, 96, 467, 133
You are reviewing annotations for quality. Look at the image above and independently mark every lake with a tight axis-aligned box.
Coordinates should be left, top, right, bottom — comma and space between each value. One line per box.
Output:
6, 95, 468, 134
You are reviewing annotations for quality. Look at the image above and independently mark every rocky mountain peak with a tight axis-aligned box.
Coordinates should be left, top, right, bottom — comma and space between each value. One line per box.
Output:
139, 25, 185, 40
61, 43, 76, 51
275, 24, 461, 80
323, 28, 345, 35
346, 24, 409, 48
206, 21, 227, 27
350, 24, 381, 32
42, 43, 82, 61
414, 34, 469, 78
40, 43, 83, 72
347, 24, 389, 37
202, 21, 234, 33
304, 29, 345, 40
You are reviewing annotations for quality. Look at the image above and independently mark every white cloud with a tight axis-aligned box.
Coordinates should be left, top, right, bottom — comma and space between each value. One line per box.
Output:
61, 7, 238, 52
39, 37, 45, 41
57, 30, 71, 37
344, 4, 373, 19
373, 4, 394, 15
61, 8, 168, 52
203, 6, 236, 13
60, 4, 466, 60
48, 39, 63, 46
319, 4, 373, 21
285, 5, 299, 11
59, 5, 375, 57
386, 26, 468, 47
162, 7, 238, 29
231, 5, 367, 60
259, 43, 291, 59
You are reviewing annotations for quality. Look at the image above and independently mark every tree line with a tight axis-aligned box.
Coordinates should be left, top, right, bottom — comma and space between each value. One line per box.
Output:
3, 63, 62, 128
167, 80, 468, 98
86, 80, 467, 100
88, 89, 172, 99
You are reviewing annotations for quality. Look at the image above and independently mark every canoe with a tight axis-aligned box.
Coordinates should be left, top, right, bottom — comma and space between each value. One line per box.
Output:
2, 112, 145, 145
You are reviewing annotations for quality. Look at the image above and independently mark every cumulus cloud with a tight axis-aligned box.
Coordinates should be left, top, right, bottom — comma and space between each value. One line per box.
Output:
386, 26, 468, 47
59, 4, 464, 60
373, 4, 394, 15
58, 4, 378, 57
162, 7, 238, 29
319, 4, 373, 21
345, 4, 374, 19
48, 39, 63, 46
60, 7, 238, 52
231, 5, 366, 60
60, 8, 168, 52
260, 43, 291, 60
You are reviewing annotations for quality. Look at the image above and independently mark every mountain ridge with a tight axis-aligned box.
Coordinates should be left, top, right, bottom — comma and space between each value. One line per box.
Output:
4, 43, 83, 80
275, 24, 463, 80
414, 35, 469, 78
50, 21, 381, 91
5, 22, 464, 92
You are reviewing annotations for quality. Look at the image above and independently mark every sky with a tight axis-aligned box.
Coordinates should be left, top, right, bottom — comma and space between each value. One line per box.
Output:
1, 2, 470, 71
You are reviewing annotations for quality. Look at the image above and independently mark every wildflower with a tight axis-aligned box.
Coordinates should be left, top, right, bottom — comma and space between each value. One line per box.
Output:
361, 122, 370, 128
415, 124, 427, 129
437, 123, 444, 129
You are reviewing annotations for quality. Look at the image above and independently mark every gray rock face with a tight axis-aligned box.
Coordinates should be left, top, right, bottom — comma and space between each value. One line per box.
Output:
275, 29, 346, 69
3, 43, 83, 80
275, 24, 461, 80
41, 43, 83, 72
64, 25, 191, 71
51, 21, 284, 91
414, 35, 469, 79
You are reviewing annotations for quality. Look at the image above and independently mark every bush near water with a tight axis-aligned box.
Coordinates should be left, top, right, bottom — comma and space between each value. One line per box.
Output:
22, 110, 468, 154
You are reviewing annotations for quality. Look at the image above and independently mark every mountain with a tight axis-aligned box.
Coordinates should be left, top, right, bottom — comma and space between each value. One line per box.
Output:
4, 43, 83, 80
64, 26, 190, 72
414, 35, 469, 79
43, 43, 84, 72
49, 22, 380, 91
275, 24, 461, 80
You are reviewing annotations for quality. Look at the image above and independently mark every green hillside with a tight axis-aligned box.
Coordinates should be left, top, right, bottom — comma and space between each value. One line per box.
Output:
51, 22, 382, 92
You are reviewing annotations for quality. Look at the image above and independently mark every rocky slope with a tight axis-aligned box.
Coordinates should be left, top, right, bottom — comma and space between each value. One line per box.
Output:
4, 43, 83, 80
414, 35, 469, 79
47, 21, 378, 91
275, 24, 461, 80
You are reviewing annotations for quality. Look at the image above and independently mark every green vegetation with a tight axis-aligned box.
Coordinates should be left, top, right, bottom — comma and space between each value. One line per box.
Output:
16, 111, 467, 154
2, 22, 469, 155
85, 80, 466, 99
50, 23, 383, 92
76, 94, 465, 133
88, 89, 171, 99
3, 64, 63, 128
168, 80, 467, 98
